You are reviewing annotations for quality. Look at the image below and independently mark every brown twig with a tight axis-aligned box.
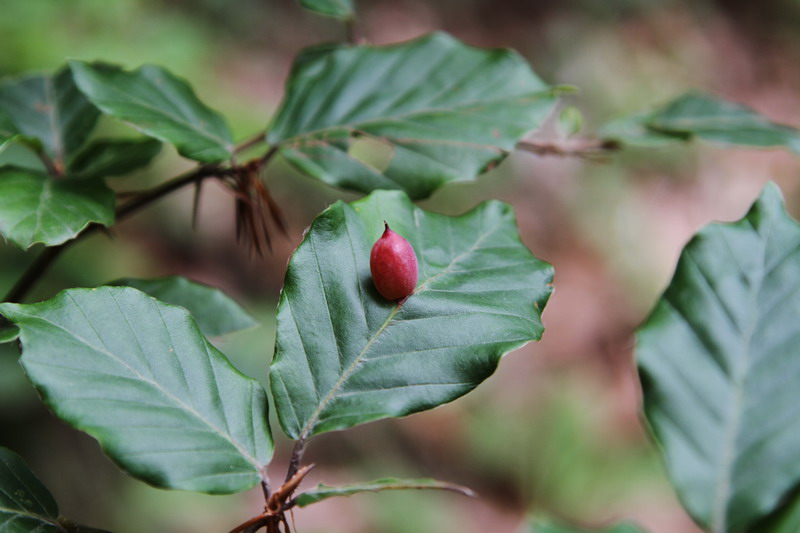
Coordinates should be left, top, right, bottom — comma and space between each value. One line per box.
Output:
235, 131, 268, 155
285, 439, 307, 483
517, 138, 621, 160
345, 17, 366, 44
2, 164, 225, 304
229, 465, 314, 533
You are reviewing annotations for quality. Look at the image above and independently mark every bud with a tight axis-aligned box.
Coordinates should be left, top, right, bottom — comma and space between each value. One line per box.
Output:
370, 222, 418, 301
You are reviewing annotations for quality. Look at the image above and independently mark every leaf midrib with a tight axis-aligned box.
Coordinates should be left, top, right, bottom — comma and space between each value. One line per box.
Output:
710, 218, 771, 533
275, 89, 553, 145
0, 506, 61, 530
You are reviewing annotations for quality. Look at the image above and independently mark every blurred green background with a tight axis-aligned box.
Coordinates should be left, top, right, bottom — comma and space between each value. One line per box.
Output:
2, 1, 800, 532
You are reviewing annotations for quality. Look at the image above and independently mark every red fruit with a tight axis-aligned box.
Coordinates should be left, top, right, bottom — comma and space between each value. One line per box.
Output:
370, 221, 418, 301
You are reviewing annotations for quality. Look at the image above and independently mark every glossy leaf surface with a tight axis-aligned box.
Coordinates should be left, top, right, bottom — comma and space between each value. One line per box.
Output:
299, 0, 353, 19
110, 276, 256, 337
637, 183, 800, 531
295, 477, 476, 507
69, 61, 234, 163
0, 167, 114, 249
268, 33, 557, 199
270, 190, 553, 439
0, 287, 273, 494
0, 68, 99, 168
0, 446, 60, 532
67, 138, 162, 179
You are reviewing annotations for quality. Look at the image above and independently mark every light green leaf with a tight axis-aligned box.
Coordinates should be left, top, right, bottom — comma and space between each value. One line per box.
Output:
557, 106, 583, 138
0, 287, 273, 494
295, 477, 476, 507
528, 517, 647, 533
0, 446, 61, 532
648, 92, 800, 151
69, 61, 234, 163
270, 190, 553, 439
0, 167, 114, 249
268, 33, 557, 199
299, 0, 353, 20
67, 138, 162, 179
0, 67, 100, 168
110, 276, 257, 337
637, 182, 800, 531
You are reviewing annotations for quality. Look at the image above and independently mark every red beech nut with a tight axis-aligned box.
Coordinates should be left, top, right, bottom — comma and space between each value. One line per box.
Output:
370, 221, 418, 301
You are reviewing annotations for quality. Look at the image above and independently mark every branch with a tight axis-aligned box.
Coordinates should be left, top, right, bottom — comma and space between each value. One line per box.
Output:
517, 138, 621, 160
285, 439, 307, 483
2, 164, 225, 304
235, 131, 268, 155
346, 17, 366, 44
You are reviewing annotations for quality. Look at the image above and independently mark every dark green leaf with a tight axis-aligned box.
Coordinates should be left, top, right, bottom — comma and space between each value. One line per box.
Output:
0, 112, 16, 147
0, 446, 61, 532
69, 61, 234, 163
67, 138, 162, 179
110, 276, 257, 337
268, 33, 557, 199
0, 68, 100, 168
270, 190, 553, 439
751, 490, 800, 533
637, 182, 800, 531
0, 167, 114, 248
299, 0, 353, 19
528, 517, 647, 533
0, 287, 273, 494
648, 92, 800, 151
295, 477, 476, 507
0, 324, 19, 344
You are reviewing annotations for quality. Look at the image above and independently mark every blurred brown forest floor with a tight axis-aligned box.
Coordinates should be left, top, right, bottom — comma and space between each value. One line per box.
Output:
2, 1, 800, 532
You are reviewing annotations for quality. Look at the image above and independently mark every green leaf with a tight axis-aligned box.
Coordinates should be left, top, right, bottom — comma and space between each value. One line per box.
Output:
0, 324, 19, 344
0, 286, 273, 494
637, 182, 800, 531
295, 477, 476, 507
599, 111, 689, 147
67, 138, 162, 179
268, 32, 557, 199
110, 276, 257, 337
0, 67, 100, 168
0, 446, 61, 532
648, 92, 800, 151
69, 61, 234, 163
751, 490, 800, 533
270, 190, 553, 439
0, 167, 114, 249
602, 92, 800, 152
299, 0, 353, 20
528, 518, 647, 533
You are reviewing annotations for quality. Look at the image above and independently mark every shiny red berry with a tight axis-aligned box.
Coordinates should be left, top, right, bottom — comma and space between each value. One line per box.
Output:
370, 222, 418, 301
